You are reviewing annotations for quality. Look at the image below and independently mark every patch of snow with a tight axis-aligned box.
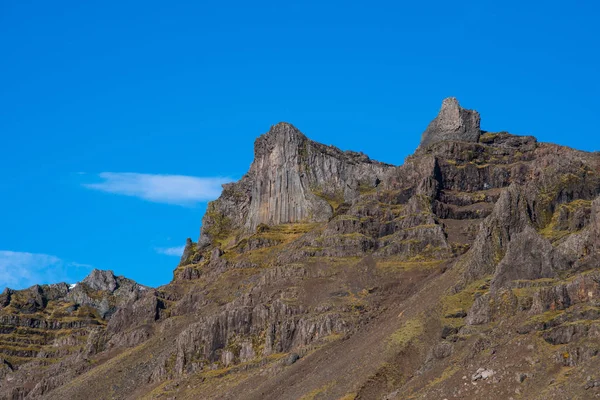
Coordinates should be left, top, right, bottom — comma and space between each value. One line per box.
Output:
69, 283, 77, 290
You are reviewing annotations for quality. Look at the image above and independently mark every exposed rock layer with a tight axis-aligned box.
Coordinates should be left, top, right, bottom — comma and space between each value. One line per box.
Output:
3, 99, 600, 400
419, 97, 481, 149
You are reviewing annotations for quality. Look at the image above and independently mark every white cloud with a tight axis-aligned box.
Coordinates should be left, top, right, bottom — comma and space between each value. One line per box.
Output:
83, 173, 231, 206
155, 246, 185, 257
0, 251, 93, 290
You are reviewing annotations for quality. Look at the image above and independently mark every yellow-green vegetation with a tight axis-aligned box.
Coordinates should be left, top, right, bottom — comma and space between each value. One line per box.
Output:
313, 232, 368, 244
201, 366, 232, 378
526, 309, 564, 326
387, 318, 424, 351
216, 222, 322, 268
423, 364, 460, 390
440, 277, 490, 324
322, 333, 345, 342
511, 279, 556, 304
388, 204, 405, 218
539, 199, 592, 243
538, 173, 584, 226
479, 131, 502, 143
345, 291, 368, 315
313, 187, 345, 211
470, 191, 488, 202
0, 296, 107, 368
357, 181, 378, 195
564, 267, 600, 282
335, 214, 360, 221
201, 202, 239, 249
265, 352, 288, 362
242, 223, 319, 250
376, 259, 445, 272
144, 352, 296, 399
512, 278, 556, 287
337, 394, 357, 400
254, 222, 319, 240
299, 382, 335, 400
451, 243, 471, 255
306, 256, 362, 267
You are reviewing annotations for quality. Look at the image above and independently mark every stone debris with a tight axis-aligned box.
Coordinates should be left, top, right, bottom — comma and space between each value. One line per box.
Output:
472, 368, 495, 382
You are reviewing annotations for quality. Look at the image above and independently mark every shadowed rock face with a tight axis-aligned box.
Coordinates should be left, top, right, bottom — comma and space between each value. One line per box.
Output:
419, 97, 481, 150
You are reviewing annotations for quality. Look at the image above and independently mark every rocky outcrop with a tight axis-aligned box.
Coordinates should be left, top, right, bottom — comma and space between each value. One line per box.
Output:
418, 97, 481, 150
66, 270, 147, 318
529, 270, 600, 314
81, 269, 119, 292
4, 99, 600, 400
198, 122, 394, 249
490, 226, 558, 290
172, 298, 347, 376
462, 184, 532, 282
0, 269, 149, 398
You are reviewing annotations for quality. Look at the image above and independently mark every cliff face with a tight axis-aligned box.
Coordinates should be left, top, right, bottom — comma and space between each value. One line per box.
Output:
197, 122, 393, 249
419, 97, 481, 149
3, 98, 600, 400
248, 123, 392, 229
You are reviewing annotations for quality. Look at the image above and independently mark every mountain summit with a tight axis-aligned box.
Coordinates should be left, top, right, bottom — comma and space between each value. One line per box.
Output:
2, 100, 600, 400
419, 97, 481, 149
196, 121, 393, 249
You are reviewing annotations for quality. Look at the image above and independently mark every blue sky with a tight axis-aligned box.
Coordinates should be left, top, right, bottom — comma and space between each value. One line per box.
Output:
1, 0, 599, 289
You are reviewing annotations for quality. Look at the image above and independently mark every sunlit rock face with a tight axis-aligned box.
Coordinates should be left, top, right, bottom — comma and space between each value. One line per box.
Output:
5, 98, 600, 400
197, 122, 394, 248
245, 122, 393, 230
418, 97, 481, 150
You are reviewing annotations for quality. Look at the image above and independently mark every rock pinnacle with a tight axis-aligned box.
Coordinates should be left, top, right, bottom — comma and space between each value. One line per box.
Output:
418, 97, 481, 149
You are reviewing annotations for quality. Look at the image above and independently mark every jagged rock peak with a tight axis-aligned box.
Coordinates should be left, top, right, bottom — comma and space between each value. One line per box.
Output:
82, 269, 119, 292
196, 123, 395, 249
418, 97, 481, 149
264, 121, 305, 139
253, 122, 307, 160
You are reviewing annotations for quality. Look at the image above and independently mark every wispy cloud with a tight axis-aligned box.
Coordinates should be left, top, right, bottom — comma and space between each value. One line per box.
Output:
83, 173, 231, 206
155, 246, 185, 257
0, 251, 93, 290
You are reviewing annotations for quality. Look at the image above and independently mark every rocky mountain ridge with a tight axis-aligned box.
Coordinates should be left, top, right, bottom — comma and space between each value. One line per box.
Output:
1, 98, 600, 399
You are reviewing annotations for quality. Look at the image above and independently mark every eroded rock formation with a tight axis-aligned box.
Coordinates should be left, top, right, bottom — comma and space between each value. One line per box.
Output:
2, 99, 600, 400
197, 122, 394, 251
418, 97, 481, 150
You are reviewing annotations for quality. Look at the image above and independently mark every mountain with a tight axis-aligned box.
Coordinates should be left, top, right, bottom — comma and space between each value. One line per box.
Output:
2, 98, 600, 399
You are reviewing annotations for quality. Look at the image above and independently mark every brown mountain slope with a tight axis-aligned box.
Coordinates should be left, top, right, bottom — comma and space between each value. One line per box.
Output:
2, 98, 600, 400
